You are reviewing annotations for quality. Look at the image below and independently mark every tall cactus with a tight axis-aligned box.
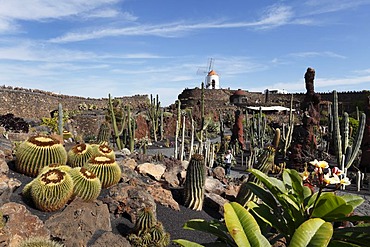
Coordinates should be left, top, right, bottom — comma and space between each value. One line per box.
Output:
184, 154, 206, 211
147, 94, 161, 142
331, 90, 366, 169
174, 99, 181, 159
108, 94, 124, 150
58, 103, 63, 137
282, 94, 294, 158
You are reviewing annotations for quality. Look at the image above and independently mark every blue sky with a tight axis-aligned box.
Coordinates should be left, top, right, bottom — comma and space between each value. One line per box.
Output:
0, 0, 369, 106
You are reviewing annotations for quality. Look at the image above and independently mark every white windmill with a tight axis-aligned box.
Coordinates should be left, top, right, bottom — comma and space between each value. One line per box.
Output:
197, 58, 220, 89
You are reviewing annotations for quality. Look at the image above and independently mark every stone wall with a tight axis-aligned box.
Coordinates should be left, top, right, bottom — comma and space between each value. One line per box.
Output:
0, 86, 149, 121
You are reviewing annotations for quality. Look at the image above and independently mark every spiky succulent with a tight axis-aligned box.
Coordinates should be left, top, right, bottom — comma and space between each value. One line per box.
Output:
97, 121, 111, 144
62, 130, 73, 140
18, 237, 65, 247
39, 163, 72, 175
68, 167, 102, 202
128, 207, 170, 247
91, 143, 115, 160
29, 168, 74, 212
84, 156, 121, 188
183, 154, 206, 211
133, 207, 156, 234
15, 134, 67, 177
67, 143, 94, 168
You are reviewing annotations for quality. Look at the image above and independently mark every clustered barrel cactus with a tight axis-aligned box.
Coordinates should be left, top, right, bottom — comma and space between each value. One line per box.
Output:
68, 167, 102, 202
15, 134, 68, 177
84, 155, 121, 188
128, 207, 170, 247
18, 237, 65, 247
67, 143, 94, 167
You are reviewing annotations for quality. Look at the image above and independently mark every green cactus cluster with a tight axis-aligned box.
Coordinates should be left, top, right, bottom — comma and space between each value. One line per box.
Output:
67, 143, 94, 167
128, 207, 170, 247
330, 90, 366, 169
18, 237, 65, 247
84, 155, 121, 188
15, 134, 67, 177
68, 167, 102, 202
183, 154, 206, 211
24, 167, 74, 212
107, 94, 135, 151
147, 94, 161, 142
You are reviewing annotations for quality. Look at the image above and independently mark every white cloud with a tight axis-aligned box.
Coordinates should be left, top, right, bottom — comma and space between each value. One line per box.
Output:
304, 0, 370, 15
288, 51, 346, 59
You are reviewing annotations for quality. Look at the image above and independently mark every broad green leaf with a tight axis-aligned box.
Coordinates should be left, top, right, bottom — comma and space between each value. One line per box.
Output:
285, 169, 305, 203
288, 218, 333, 247
339, 194, 365, 209
311, 193, 353, 220
243, 182, 278, 210
183, 219, 234, 245
303, 185, 312, 200
250, 169, 287, 194
173, 239, 205, 247
224, 202, 270, 247
247, 201, 288, 235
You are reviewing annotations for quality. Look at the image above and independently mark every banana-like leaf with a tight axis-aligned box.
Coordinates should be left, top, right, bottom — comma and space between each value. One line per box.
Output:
224, 202, 270, 247
173, 239, 205, 247
284, 169, 305, 203
311, 193, 353, 221
183, 219, 235, 246
249, 169, 287, 194
289, 218, 333, 247
243, 182, 278, 210
339, 194, 365, 209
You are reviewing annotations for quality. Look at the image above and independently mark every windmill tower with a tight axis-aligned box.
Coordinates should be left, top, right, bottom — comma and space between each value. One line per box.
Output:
197, 58, 220, 89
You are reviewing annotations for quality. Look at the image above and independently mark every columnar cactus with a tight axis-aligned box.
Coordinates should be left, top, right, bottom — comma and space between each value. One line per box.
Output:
15, 134, 67, 177
27, 168, 74, 212
67, 143, 94, 167
84, 155, 121, 188
68, 167, 102, 202
183, 154, 206, 211
96, 121, 111, 144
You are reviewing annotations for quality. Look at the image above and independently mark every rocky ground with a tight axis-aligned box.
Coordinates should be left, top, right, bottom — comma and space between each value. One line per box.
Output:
1, 135, 370, 247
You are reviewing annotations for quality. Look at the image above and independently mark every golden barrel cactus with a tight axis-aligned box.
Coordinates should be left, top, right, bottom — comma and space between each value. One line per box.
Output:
68, 167, 102, 202
15, 135, 67, 177
84, 156, 121, 188
67, 143, 94, 167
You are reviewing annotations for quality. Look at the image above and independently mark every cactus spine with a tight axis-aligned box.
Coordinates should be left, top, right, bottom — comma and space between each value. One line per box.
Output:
29, 168, 74, 212
184, 154, 206, 211
67, 143, 94, 167
84, 155, 121, 188
15, 134, 67, 177
68, 167, 102, 202
128, 207, 170, 247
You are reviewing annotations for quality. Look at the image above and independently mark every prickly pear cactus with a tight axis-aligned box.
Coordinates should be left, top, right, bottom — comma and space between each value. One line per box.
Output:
67, 143, 94, 167
84, 155, 121, 188
184, 154, 206, 211
15, 134, 67, 177
68, 167, 102, 202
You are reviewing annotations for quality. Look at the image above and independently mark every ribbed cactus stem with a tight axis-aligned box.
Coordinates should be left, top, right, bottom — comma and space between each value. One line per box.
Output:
174, 99, 181, 159
345, 112, 366, 169
97, 122, 111, 144
134, 207, 156, 234
333, 90, 342, 166
108, 94, 124, 150
273, 128, 281, 150
342, 112, 349, 155
184, 154, 206, 211
58, 103, 63, 137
